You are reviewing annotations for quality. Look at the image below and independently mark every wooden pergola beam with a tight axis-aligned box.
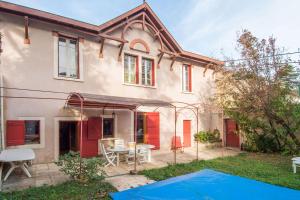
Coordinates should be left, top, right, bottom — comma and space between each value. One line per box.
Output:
99, 38, 105, 58
99, 34, 128, 43
24, 16, 30, 44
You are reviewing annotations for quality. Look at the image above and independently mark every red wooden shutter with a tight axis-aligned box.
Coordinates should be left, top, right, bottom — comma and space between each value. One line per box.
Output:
6, 120, 25, 146
146, 112, 160, 150
151, 59, 155, 86
135, 56, 139, 84
87, 117, 102, 140
188, 65, 192, 92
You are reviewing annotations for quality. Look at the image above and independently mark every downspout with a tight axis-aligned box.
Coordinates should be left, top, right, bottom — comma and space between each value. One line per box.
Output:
0, 32, 4, 150
174, 106, 177, 164
196, 107, 199, 161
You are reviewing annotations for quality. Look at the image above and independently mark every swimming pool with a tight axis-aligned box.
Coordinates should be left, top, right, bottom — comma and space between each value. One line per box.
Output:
110, 169, 300, 200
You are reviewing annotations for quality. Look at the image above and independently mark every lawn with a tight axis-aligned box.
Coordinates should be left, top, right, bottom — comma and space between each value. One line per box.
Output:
140, 153, 300, 190
0, 179, 116, 200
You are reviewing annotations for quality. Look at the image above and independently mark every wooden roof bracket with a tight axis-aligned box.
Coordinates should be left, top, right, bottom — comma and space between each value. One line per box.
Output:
142, 13, 146, 31
157, 51, 164, 68
118, 43, 125, 62
170, 56, 176, 71
99, 38, 105, 58
24, 16, 30, 44
203, 62, 213, 77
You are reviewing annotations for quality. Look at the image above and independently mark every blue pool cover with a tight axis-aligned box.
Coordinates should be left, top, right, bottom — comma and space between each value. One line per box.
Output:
110, 169, 300, 200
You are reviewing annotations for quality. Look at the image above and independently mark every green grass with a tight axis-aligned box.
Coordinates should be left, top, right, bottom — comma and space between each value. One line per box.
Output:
140, 153, 300, 190
0, 179, 116, 200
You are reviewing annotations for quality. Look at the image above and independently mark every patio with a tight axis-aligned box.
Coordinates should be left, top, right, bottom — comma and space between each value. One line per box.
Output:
0, 147, 240, 192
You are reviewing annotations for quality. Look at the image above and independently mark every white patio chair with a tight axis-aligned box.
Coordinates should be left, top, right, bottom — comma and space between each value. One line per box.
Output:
126, 142, 136, 165
100, 143, 117, 167
292, 157, 300, 173
137, 146, 147, 164
126, 142, 146, 165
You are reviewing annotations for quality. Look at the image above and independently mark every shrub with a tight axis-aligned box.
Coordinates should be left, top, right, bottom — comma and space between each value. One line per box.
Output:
194, 129, 221, 143
56, 151, 105, 181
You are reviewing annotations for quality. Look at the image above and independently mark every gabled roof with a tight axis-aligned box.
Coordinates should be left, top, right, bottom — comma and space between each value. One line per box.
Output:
98, 3, 182, 53
0, 1, 223, 66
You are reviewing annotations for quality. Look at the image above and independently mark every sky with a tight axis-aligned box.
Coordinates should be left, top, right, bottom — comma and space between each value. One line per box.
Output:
3, 0, 300, 60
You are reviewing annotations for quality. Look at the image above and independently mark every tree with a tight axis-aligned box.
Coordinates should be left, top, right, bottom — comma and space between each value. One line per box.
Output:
215, 30, 300, 154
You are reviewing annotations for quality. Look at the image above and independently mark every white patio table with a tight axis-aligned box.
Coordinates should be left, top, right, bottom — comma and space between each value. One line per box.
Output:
107, 147, 129, 166
0, 148, 35, 189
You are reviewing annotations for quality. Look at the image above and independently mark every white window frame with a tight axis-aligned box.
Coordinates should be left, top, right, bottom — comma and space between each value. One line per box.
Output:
122, 51, 157, 88
141, 57, 154, 86
123, 53, 138, 84
182, 64, 192, 93
6, 117, 45, 149
53, 34, 84, 82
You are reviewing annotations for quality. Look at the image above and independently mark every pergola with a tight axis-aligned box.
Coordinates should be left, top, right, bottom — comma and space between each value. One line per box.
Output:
65, 92, 201, 173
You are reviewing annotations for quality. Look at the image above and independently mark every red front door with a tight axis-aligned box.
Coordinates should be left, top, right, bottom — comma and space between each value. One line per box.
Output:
79, 117, 102, 158
183, 120, 191, 147
225, 119, 239, 148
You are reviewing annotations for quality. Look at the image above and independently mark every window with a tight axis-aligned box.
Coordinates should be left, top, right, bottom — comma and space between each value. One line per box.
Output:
136, 113, 145, 143
58, 36, 79, 79
24, 120, 40, 144
182, 64, 192, 92
103, 118, 114, 138
6, 118, 43, 148
124, 54, 138, 84
142, 58, 154, 86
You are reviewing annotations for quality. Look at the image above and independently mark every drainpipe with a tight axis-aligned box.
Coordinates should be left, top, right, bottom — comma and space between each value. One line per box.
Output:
196, 107, 199, 161
0, 33, 4, 150
174, 107, 177, 164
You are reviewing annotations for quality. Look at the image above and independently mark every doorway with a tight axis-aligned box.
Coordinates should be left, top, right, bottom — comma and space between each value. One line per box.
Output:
183, 120, 191, 147
225, 119, 240, 148
59, 121, 79, 155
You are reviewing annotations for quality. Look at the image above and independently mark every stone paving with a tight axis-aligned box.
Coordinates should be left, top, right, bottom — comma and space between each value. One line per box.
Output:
1, 163, 70, 192
0, 147, 240, 192
105, 147, 240, 191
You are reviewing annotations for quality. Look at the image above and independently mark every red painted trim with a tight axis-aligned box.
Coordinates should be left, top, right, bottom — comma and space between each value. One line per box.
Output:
129, 38, 150, 53
135, 55, 139, 84
151, 59, 155, 86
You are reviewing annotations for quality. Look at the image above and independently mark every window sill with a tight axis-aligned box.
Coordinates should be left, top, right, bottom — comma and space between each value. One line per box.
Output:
123, 83, 157, 89
54, 76, 84, 82
182, 91, 194, 94
7, 143, 44, 150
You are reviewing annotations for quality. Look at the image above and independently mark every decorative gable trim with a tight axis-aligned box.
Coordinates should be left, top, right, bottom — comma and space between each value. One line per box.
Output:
129, 38, 150, 53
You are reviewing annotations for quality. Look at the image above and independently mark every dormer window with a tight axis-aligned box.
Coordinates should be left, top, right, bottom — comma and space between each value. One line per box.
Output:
58, 36, 79, 79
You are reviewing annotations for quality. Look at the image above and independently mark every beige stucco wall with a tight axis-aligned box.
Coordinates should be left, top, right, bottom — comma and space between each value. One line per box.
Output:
0, 13, 222, 163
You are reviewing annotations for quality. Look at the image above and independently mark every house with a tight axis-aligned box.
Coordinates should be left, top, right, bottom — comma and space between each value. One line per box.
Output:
0, 1, 224, 164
